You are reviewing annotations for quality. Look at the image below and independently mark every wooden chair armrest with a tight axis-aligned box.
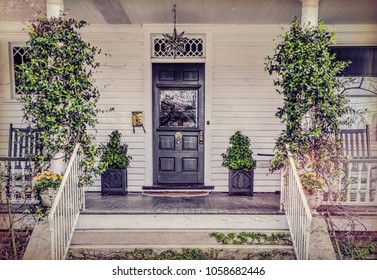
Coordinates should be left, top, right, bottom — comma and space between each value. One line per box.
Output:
348, 158, 377, 164
0, 157, 34, 161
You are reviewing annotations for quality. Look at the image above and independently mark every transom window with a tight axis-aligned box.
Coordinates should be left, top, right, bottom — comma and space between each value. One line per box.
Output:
152, 34, 205, 58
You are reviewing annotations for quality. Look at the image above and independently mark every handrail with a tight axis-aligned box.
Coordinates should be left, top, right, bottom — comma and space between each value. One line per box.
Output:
48, 144, 84, 260
282, 149, 313, 260
348, 158, 377, 164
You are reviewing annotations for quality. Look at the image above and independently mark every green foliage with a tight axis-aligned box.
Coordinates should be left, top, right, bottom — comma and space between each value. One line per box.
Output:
210, 232, 236, 245
265, 18, 353, 184
209, 232, 292, 246
98, 130, 131, 174
299, 172, 324, 195
249, 249, 296, 260
16, 13, 111, 184
154, 248, 220, 260
337, 235, 376, 260
351, 243, 375, 260
67, 247, 296, 260
67, 248, 221, 260
221, 131, 256, 171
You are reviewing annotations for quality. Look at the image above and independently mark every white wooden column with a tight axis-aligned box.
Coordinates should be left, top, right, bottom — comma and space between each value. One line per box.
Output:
46, 0, 64, 18
300, 0, 320, 26
46, 0, 66, 174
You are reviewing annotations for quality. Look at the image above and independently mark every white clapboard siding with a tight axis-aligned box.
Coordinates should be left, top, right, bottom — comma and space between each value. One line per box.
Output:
0, 103, 23, 156
74, 25, 146, 192
210, 25, 285, 192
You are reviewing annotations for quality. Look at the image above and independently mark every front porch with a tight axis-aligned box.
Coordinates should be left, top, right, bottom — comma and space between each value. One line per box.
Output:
83, 192, 282, 215
2, 0, 377, 262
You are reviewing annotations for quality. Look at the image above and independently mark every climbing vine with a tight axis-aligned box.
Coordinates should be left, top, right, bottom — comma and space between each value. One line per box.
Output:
16, 13, 111, 183
265, 19, 353, 183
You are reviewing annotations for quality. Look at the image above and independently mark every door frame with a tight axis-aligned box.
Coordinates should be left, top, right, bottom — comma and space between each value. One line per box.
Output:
152, 63, 205, 185
143, 27, 213, 188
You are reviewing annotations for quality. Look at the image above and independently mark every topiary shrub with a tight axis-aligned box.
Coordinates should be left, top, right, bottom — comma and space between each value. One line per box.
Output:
98, 130, 131, 174
221, 131, 257, 171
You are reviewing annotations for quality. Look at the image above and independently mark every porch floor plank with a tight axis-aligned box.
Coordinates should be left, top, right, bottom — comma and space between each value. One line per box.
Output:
83, 192, 282, 215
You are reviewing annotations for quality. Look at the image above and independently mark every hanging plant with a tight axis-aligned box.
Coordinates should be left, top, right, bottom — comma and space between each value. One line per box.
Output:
16, 13, 112, 184
265, 18, 354, 182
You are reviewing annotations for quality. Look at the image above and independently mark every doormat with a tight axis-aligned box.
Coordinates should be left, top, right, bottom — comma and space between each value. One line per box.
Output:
142, 191, 210, 198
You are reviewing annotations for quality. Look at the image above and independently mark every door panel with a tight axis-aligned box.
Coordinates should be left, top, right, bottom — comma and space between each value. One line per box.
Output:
153, 63, 205, 185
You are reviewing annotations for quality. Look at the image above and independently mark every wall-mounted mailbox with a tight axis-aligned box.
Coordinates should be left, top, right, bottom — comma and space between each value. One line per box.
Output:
132, 111, 146, 133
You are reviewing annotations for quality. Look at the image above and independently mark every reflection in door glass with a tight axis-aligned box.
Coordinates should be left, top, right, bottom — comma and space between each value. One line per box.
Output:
160, 90, 198, 127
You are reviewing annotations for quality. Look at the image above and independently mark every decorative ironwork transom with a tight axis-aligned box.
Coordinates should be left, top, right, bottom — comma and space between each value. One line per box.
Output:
152, 34, 205, 58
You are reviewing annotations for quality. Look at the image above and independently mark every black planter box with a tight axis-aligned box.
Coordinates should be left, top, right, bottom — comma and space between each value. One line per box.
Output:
101, 169, 128, 196
228, 169, 254, 196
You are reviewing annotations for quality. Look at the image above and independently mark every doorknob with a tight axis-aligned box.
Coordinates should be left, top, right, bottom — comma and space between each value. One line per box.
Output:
199, 128, 204, 145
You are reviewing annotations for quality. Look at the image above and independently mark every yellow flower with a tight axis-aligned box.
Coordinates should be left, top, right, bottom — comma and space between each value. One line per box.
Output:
32, 170, 62, 182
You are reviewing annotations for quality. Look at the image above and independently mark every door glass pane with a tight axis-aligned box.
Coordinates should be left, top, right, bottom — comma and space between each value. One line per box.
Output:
160, 89, 198, 127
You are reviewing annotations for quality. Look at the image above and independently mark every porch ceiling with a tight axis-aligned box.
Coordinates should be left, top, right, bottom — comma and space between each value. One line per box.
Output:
1, 0, 377, 25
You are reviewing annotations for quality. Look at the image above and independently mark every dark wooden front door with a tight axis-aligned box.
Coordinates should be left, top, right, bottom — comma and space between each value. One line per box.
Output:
153, 63, 205, 185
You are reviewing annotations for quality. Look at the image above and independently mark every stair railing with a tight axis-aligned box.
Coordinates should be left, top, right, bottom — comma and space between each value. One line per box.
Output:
48, 144, 84, 260
281, 149, 313, 260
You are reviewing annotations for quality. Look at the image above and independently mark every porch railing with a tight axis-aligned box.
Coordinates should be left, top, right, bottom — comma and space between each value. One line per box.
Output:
323, 159, 377, 206
48, 144, 84, 260
0, 157, 38, 204
281, 150, 313, 260
341, 159, 377, 205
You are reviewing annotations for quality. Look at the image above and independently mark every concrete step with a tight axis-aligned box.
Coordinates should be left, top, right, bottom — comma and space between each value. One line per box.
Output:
70, 229, 292, 247
75, 214, 289, 231
68, 246, 296, 260
69, 213, 294, 259
68, 228, 295, 260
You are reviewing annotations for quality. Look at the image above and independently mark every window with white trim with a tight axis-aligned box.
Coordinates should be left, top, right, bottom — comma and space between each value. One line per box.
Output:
10, 43, 30, 98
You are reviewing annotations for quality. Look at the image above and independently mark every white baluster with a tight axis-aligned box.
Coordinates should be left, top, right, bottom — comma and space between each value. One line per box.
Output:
366, 163, 371, 202
356, 163, 363, 202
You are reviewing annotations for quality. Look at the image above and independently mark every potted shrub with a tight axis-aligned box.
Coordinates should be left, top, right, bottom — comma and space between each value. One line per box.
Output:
222, 131, 257, 196
98, 130, 131, 196
33, 170, 63, 207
